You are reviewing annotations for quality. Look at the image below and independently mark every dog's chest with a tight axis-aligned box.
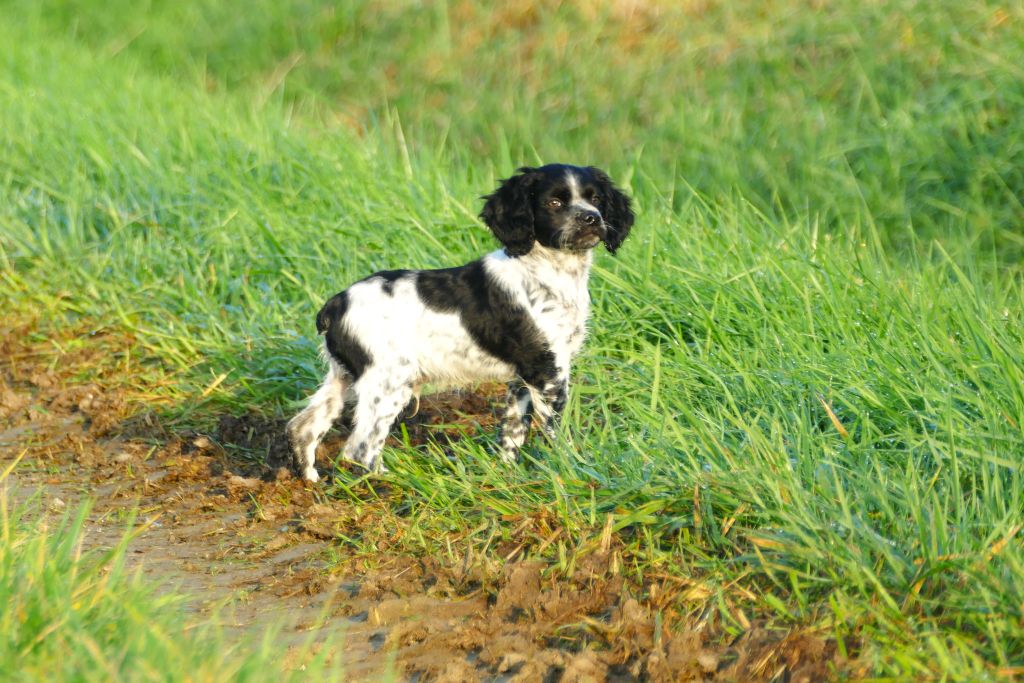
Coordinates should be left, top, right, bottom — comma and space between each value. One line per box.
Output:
520, 260, 591, 360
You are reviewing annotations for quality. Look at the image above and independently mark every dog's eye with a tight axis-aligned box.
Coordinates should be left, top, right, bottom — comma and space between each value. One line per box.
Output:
589, 194, 600, 206
547, 198, 563, 209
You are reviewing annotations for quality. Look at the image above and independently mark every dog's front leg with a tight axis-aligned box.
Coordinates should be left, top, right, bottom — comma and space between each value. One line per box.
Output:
498, 380, 533, 463
545, 376, 569, 438
497, 370, 570, 462
530, 373, 569, 441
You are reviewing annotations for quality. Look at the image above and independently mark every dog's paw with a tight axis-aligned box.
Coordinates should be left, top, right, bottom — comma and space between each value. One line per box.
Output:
365, 457, 389, 475
302, 466, 320, 483
497, 447, 520, 465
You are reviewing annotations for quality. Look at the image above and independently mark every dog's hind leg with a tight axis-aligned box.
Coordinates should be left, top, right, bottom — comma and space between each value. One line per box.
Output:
286, 360, 348, 482
342, 368, 413, 473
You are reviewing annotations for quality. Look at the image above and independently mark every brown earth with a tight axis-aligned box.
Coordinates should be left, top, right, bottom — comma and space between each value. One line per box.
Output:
0, 317, 851, 682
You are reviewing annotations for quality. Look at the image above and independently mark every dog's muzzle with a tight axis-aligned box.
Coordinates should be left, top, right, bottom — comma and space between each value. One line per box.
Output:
571, 210, 606, 247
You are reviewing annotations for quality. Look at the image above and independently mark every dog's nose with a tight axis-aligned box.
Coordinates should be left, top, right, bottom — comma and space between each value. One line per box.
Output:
576, 211, 600, 227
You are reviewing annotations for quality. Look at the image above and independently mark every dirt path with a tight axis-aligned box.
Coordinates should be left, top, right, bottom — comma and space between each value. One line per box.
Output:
0, 319, 842, 682
0, 391, 556, 681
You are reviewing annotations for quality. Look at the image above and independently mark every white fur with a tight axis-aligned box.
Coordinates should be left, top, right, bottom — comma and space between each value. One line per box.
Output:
287, 247, 594, 478
485, 246, 592, 372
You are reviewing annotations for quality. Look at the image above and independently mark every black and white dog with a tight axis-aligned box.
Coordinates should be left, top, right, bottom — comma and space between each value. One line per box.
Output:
287, 164, 634, 481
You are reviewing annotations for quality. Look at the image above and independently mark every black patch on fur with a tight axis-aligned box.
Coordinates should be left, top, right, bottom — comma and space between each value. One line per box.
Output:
415, 261, 558, 388
480, 167, 540, 257
316, 291, 371, 379
586, 166, 635, 253
370, 269, 411, 296
347, 441, 369, 466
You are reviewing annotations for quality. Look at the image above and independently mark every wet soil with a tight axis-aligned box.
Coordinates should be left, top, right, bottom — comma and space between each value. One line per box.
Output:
0, 317, 848, 682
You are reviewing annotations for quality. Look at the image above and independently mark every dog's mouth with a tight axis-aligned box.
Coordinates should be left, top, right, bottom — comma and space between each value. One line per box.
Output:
556, 225, 606, 251
570, 226, 606, 249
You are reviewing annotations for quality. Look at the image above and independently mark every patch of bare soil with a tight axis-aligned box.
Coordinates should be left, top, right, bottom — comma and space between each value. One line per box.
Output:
0, 317, 850, 682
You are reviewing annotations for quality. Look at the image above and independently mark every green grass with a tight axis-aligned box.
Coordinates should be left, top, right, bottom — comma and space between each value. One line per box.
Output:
0, 461, 341, 681
1, 0, 1023, 679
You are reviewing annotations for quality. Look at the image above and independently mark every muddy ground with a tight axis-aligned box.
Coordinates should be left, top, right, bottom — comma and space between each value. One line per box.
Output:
0, 318, 848, 682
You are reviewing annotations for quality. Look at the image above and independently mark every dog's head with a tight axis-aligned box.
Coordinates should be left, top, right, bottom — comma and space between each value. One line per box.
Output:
480, 164, 634, 257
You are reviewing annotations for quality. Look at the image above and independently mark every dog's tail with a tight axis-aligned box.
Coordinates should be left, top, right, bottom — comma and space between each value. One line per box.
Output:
316, 291, 349, 335
314, 291, 369, 378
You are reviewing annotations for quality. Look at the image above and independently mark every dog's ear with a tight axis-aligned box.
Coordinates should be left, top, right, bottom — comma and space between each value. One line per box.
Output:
480, 167, 540, 257
589, 167, 634, 254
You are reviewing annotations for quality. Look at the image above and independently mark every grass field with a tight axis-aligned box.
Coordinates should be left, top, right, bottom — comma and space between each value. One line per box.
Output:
2, 0, 1023, 679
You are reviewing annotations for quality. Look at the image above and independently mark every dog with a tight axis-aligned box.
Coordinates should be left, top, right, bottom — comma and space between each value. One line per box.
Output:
286, 164, 634, 481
